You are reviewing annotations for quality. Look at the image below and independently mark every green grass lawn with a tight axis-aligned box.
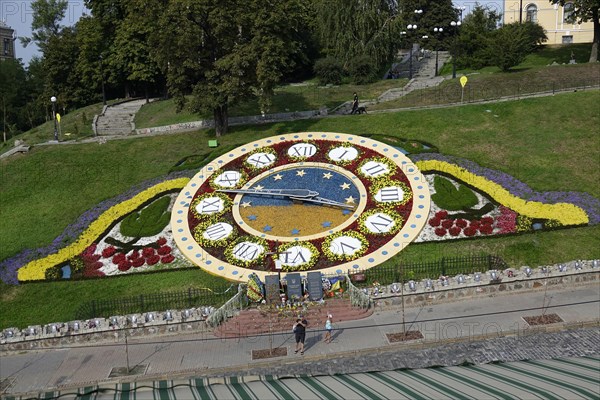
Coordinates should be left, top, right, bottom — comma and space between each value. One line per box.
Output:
1, 91, 599, 329
1, 42, 599, 330
134, 79, 407, 129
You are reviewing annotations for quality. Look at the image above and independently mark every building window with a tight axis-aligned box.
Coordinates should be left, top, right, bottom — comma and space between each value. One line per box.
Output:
563, 2, 574, 23
562, 35, 573, 44
3, 38, 9, 56
526, 5, 538, 23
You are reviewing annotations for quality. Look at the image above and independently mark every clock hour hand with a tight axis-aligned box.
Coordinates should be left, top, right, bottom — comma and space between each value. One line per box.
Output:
289, 196, 355, 210
217, 188, 319, 199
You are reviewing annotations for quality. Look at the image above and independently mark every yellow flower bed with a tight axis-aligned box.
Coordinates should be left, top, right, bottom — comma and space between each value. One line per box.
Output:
18, 178, 190, 282
415, 160, 588, 225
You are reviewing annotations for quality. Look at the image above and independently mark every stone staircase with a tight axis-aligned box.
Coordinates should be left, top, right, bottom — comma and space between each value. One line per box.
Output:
377, 50, 451, 104
94, 99, 149, 136
331, 50, 452, 115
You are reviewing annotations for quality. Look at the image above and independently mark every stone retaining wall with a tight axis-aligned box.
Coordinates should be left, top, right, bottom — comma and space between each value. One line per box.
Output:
134, 108, 327, 136
375, 271, 599, 309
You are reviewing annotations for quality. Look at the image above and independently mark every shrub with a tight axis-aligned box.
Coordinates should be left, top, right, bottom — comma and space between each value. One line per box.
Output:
314, 57, 344, 85
347, 55, 377, 84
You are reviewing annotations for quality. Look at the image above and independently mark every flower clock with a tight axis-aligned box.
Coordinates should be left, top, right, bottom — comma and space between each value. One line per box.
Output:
171, 132, 430, 281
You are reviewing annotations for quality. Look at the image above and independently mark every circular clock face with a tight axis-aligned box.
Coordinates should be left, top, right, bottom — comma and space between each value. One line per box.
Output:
171, 132, 430, 282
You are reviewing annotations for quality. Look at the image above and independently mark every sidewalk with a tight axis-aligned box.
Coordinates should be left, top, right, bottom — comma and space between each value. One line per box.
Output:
1, 283, 599, 396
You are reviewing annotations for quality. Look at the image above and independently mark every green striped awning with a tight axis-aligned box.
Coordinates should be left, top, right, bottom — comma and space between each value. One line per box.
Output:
4, 356, 599, 400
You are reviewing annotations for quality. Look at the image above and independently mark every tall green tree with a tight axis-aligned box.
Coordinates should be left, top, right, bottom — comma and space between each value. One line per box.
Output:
314, 0, 401, 71
0, 60, 27, 142
73, 16, 105, 105
454, 5, 501, 69
548, 0, 600, 62
23, 0, 68, 52
41, 27, 81, 111
111, 0, 163, 102
154, 0, 310, 137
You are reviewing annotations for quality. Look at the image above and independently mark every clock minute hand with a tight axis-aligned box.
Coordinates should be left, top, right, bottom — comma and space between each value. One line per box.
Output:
217, 188, 319, 199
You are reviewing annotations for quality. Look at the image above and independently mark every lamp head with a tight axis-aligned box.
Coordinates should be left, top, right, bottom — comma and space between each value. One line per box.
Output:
50, 96, 57, 103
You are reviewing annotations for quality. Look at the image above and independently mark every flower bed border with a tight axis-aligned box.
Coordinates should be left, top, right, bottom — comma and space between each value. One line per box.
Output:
411, 154, 597, 226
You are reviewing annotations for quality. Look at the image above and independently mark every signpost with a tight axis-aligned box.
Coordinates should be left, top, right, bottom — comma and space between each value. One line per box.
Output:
460, 76, 468, 103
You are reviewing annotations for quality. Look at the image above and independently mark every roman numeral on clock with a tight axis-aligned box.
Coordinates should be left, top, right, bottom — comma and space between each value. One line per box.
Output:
288, 143, 316, 157
232, 242, 262, 261
198, 198, 223, 214
215, 172, 240, 185
379, 187, 401, 201
246, 153, 275, 167
366, 213, 394, 233
204, 223, 232, 240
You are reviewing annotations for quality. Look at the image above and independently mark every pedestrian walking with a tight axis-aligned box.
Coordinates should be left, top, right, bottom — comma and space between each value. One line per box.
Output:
350, 92, 359, 114
293, 316, 308, 355
323, 314, 333, 343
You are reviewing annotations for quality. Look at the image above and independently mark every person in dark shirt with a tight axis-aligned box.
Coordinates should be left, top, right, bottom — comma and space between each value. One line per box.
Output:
350, 92, 359, 114
293, 317, 308, 355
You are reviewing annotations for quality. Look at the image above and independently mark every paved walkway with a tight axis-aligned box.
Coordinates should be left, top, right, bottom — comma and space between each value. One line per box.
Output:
1, 283, 598, 396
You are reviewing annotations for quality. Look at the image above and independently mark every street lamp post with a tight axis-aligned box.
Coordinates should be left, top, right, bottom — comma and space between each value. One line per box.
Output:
51, 96, 58, 141
433, 27, 443, 76
99, 55, 106, 106
403, 9, 423, 80
406, 24, 417, 79
450, 20, 462, 79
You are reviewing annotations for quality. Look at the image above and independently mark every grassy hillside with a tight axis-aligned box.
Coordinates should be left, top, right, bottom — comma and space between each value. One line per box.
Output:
0, 43, 598, 329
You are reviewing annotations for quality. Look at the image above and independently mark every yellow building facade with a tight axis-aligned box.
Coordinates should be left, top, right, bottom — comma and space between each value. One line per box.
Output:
504, 1, 594, 44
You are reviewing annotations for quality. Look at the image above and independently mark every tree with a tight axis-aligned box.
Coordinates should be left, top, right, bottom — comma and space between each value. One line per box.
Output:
548, 0, 600, 62
110, 0, 162, 102
25, 0, 68, 52
489, 22, 547, 71
314, 0, 401, 72
153, 0, 311, 137
454, 5, 501, 69
0, 60, 26, 142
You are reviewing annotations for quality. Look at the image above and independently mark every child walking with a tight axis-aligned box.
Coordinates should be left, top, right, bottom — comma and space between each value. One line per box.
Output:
323, 314, 333, 343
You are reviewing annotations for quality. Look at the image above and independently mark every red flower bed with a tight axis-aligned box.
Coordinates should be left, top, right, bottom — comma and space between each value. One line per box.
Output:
157, 246, 172, 256
147, 255, 160, 266
434, 227, 447, 237
464, 227, 477, 236
83, 269, 105, 278
480, 224, 494, 234
101, 246, 117, 258
142, 247, 155, 258
449, 226, 462, 236
161, 254, 175, 264
455, 219, 468, 228
441, 219, 454, 229
157, 237, 167, 246
435, 210, 448, 219
428, 217, 441, 227
131, 258, 145, 268
480, 216, 494, 225
112, 253, 126, 265
118, 261, 131, 271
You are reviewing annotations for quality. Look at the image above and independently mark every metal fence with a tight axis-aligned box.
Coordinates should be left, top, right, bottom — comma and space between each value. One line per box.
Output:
348, 254, 507, 287
75, 285, 236, 320
378, 72, 600, 110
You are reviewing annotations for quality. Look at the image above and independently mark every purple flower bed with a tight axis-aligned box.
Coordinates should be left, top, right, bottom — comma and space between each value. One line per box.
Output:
0, 170, 194, 285
410, 153, 600, 225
